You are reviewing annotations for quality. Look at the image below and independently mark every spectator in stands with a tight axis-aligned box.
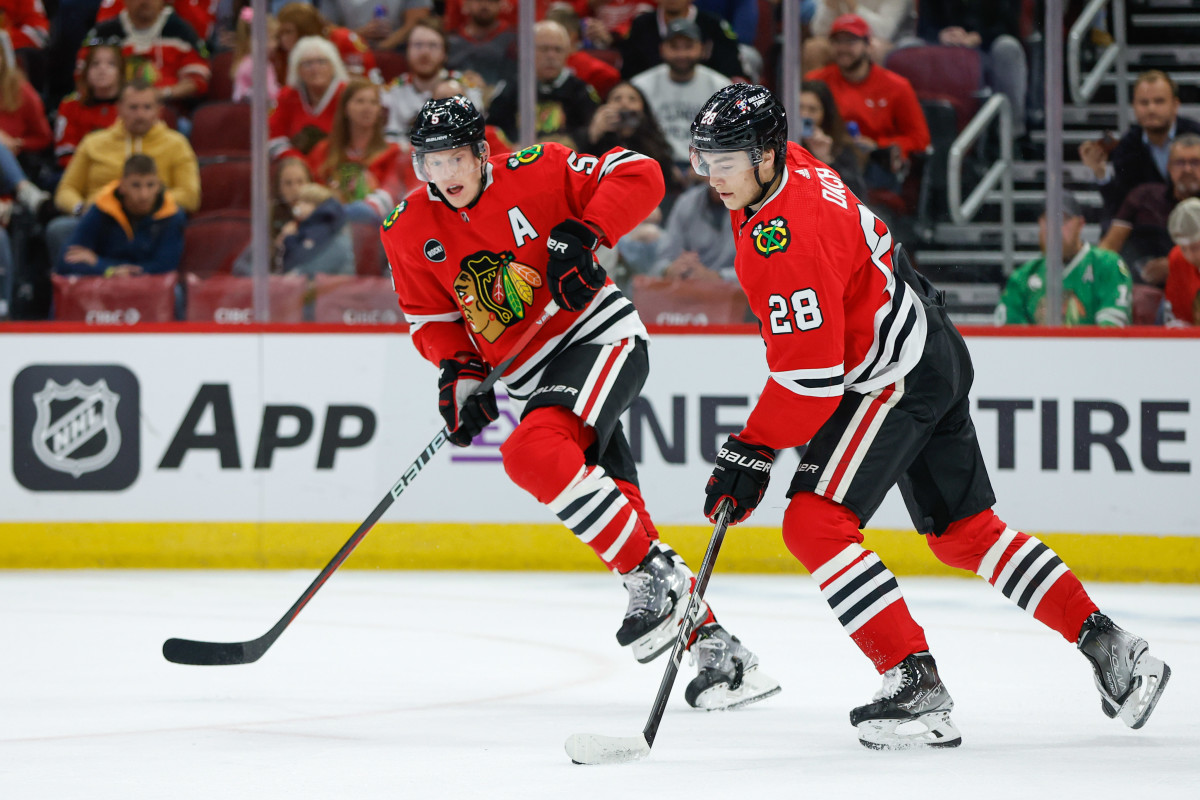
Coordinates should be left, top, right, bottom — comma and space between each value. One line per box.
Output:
273, 156, 311, 239
274, 2, 379, 83
308, 78, 412, 223
581, 80, 681, 195
581, 1, 655, 48
917, 0, 1028, 142
487, 20, 600, 148
93, 0, 219, 42
630, 18, 729, 168
431, 77, 511, 155
82, 0, 212, 103
441, 0, 590, 35
0, 30, 51, 212
269, 36, 349, 159
1079, 71, 1200, 226
544, 4, 621, 100
277, 182, 354, 276
51, 79, 200, 258
804, 0, 914, 72
1099, 133, 1200, 280
997, 193, 1132, 327
621, 0, 743, 80
381, 18, 483, 144
805, 13, 929, 192
647, 182, 736, 280
445, 0, 517, 89
695, 0, 758, 45
2, 0, 48, 53
318, 0, 432, 52
231, 7, 280, 104
56, 153, 186, 277
800, 79, 866, 201
1161, 197, 1200, 326
56, 42, 125, 168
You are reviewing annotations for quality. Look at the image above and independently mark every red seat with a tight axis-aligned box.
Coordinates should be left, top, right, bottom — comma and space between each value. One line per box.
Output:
198, 159, 254, 214
884, 45, 984, 131
51, 273, 177, 324
372, 50, 408, 83
208, 50, 235, 102
185, 274, 308, 323
178, 214, 252, 277
348, 220, 387, 276
1132, 284, 1164, 325
631, 276, 751, 326
312, 275, 403, 324
190, 102, 252, 158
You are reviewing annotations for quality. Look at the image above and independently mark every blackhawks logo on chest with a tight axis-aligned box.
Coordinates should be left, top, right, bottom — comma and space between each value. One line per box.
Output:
752, 216, 791, 257
453, 250, 543, 342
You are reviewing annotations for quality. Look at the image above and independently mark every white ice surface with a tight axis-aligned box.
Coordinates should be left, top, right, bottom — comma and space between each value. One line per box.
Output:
1, 571, 1196, 800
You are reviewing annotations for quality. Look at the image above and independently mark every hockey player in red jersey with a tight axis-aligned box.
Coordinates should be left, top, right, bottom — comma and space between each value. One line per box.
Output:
688, 84, 1171, 748
380, 95, 780, 710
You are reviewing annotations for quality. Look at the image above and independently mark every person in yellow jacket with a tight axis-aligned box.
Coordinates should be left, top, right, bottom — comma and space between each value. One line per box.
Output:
49, 79, 199, 260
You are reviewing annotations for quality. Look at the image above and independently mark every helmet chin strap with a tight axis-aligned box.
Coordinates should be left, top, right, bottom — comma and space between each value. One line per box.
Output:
748, 153, 784, 212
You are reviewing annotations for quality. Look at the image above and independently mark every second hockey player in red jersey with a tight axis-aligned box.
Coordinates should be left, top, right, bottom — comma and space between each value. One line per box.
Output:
380, 95, 780, 710
688, 84, 1170, 748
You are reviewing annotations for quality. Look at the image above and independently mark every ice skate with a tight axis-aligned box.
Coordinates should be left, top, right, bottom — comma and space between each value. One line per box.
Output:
615, 545, 704, 663
684, 623, 781, 710
1077, 612, 1171, 729
849, 652, 962, 750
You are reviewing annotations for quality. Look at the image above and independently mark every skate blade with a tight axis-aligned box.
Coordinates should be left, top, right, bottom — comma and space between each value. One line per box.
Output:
564, 732, 650, 765
1118, 655, 1171, 730
690, 668, 782, 711
630, 595, 709, 664
857, 711, 962, 750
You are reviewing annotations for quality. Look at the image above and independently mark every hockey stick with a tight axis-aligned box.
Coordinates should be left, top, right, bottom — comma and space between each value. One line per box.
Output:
163, 301, 560, 666
564, 500, 732, 765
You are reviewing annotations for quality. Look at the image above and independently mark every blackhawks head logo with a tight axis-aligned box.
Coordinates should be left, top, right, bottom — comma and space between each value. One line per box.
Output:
751, 216, 791, 257
506, 144, 545, 170
453, 250, 543, 342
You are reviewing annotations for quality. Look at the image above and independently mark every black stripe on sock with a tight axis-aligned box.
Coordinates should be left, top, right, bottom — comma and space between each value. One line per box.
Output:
1002, 543, 1050, 598
827, 559, 888, 607
1016, 556, 1064, 610
837, 577, 900, 628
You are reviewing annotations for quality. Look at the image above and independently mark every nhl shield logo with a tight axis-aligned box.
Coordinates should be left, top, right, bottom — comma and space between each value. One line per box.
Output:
31, 379, 122, 477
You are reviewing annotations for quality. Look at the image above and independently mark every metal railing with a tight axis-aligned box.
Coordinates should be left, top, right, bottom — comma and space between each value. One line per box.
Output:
948, 93, 1015, 275
1068, 0, 1129, 130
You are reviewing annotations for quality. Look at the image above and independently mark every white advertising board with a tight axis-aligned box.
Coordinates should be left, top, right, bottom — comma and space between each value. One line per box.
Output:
1, 331, 1196, 536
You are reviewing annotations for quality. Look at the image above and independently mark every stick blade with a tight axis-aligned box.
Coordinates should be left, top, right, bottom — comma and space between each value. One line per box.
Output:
564, 733, 651, 765
162, 637, 257, 666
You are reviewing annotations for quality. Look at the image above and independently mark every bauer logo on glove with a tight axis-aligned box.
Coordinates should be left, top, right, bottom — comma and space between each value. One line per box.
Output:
703, 436, 776, 524
546, 219, 606, 312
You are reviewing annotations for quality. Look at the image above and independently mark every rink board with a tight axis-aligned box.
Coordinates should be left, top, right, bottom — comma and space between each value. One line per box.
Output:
1, 325, 1197, 580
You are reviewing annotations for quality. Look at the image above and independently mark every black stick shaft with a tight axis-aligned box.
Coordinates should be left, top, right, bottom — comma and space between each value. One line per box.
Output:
163, 303, 559, 666
640, 503, 731, 748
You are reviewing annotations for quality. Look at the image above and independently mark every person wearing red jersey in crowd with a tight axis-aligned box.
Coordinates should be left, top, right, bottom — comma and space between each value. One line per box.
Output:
95, 0, 219, 41
81, 0, 211, 103
380, 18, 483, 146
57, 43, 125, 167
687, 84, 1171, 750
1162, 197, 1200, 325
545, 4, 621, 100
269, 36, 349, 159
805, 13, 928, 193
0, 30, 51, 213
308, 78, 414, 222
274, 2, 379, 85
380, 95, 781, 710
441, 0, 589, 35
0, 0, 49, 50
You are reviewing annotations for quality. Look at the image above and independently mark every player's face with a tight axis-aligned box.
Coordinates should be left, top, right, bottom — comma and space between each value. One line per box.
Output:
692, 149, 765, 210
419, 145, 486, 208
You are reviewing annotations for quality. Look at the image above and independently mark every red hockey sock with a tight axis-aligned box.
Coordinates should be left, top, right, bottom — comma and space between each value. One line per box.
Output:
929, 509, 1098, 643
784, 493, 929, 672
501, 406, 653, 573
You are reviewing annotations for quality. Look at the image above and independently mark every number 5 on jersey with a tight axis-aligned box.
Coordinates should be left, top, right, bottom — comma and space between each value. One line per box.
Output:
768, 289, 823, 333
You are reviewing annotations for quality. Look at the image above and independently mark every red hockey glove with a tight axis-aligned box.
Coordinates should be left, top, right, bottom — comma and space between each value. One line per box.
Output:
703, 435, 775, 525
546, 219, 605, 312
438, 355, 499, 447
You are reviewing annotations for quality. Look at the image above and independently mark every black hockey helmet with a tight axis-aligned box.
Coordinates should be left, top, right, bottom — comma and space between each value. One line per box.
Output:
690, 83, 787, 169
410, 95, 486, 154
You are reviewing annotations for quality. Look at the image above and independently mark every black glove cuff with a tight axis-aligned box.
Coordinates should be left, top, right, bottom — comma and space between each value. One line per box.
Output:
552, 219, 600, 251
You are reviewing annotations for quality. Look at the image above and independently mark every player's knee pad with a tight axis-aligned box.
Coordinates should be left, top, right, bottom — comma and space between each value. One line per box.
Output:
782, 492, 865, 573
500, 406, 588, 504
925, 508, 1007, 572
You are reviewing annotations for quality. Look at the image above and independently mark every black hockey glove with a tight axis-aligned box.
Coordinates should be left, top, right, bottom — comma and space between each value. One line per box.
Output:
546, 218, 605, 312
703, 435, 776, 525
438, 355, 499, 447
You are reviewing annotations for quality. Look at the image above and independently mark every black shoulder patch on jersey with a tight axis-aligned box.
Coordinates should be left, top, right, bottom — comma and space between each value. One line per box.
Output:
506, 144, 545, 170
752, 216, 791, 257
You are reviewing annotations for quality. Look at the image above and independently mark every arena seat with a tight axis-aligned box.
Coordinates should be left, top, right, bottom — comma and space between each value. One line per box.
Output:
190, 102, 253, 159
349, 221, 388, 276
185, 274, 308, 323
373, 50, 408, 83
178, 214, 252, 278
198, 159, 254, 214
312, 275, 403, 325
630, 276, 751, 326
1132, 284, 1165, 325
884, 45, 984, 131
51, 273, 178, 324
207, 51, 235, 102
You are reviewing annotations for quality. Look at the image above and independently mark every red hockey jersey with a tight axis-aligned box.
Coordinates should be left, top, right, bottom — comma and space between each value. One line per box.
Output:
732, 142, 928, 450
381, 142, 663, 389
55, 93, 120, 166
0, 0, 49, 49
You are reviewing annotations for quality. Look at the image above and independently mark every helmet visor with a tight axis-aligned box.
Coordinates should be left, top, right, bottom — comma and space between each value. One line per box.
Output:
413, 142, 487, 183
689, 146, 761, 178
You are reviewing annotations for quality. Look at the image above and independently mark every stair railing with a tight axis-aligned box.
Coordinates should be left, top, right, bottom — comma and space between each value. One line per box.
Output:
1068, 0, 1129, 130
947, 94, 1015, 275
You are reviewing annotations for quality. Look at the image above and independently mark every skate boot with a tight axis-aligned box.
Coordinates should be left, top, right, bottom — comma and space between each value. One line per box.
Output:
684, 623, 781, 710
849, 652, 962, 750
1077, 612, 1171, 729
615, 545, 705, 663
